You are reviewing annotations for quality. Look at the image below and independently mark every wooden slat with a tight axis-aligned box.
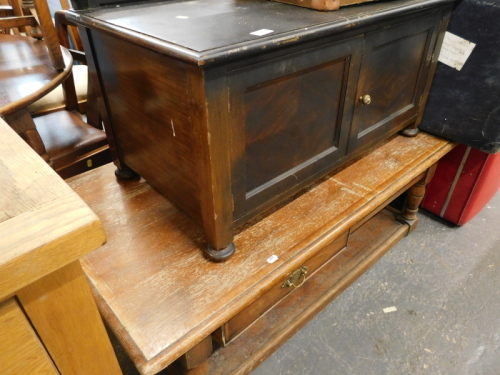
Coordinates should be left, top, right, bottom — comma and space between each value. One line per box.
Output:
31, 0, 66, 69
0, 15, 37, 28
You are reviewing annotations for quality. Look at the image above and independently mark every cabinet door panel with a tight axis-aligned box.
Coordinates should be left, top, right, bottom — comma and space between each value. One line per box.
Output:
230, 37, 362, 219
349, 14, 441, 152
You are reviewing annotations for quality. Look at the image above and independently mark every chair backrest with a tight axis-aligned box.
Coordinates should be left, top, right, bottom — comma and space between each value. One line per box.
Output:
0, 0, 65, 69
58, 0, 83, 50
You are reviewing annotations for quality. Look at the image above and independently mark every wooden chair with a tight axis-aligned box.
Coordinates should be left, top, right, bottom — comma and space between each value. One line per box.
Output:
1, 0, 90, 122
25, 0, 92, 117
0, 2, 111, 178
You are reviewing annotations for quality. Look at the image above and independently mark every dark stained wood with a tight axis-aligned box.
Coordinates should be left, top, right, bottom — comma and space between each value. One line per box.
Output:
88, 29, 202, 220
68, 133, 454, 375
189, 65, 235, 258
66, 0, 455, 67
348, 13, 441, 151
0, 6, 14, 18
77, 25, 125, 170
69, 0, 454, 258
229, 36, 362, 220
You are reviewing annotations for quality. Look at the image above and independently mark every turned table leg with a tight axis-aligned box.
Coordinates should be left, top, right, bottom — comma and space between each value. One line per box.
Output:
180, 335, 213, 375
398, 164, 437, 233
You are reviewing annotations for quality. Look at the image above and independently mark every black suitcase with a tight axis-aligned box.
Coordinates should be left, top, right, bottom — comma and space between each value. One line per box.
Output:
419, 0, 500, 154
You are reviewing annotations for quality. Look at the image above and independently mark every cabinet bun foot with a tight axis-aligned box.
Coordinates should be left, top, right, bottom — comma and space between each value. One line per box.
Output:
401, 127, 420, 137
114, 167, 140, 180
204, 242, 236, 262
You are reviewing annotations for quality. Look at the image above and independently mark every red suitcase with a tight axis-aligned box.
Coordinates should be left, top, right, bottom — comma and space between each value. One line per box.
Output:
422, 144, 500, 225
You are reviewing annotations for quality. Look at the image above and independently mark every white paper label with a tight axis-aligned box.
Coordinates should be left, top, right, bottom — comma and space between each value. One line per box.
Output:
383, 306, 397, 313
267, 254, 279, 263
438, 32, 476, 71
250, 29, 274, 36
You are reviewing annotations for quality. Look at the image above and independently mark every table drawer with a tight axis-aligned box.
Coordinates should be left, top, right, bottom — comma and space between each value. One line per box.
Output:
216, 231, 348, 345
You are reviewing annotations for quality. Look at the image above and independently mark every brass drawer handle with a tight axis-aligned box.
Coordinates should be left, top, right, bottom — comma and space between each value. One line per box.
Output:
360, 94, 372, 105
282, 266, 308, 289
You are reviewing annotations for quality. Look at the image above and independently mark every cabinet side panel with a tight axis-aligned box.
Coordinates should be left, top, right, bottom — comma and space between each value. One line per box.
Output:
89, 31, 202, 221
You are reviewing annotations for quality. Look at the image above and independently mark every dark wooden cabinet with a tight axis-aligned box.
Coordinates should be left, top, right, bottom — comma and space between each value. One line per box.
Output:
69, 0, 454, 260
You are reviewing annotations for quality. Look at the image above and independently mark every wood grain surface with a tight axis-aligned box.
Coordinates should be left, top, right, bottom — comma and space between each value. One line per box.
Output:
0, 298, 59, 375
0, 115, 120, 374
18, 261, 122, 375
70, 132, 454, 375
0, 118, 106, 301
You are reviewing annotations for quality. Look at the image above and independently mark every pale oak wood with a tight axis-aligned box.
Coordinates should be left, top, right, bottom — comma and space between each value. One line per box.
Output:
18, 260, 122, 375
0, 118, 106, 301
70, 133, 454, 375
0, 117, 121, 374
0, 298, 59, 375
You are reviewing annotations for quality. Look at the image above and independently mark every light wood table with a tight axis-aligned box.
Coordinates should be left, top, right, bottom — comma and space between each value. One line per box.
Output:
69, 133, 454, 375
0, 117, 121, 375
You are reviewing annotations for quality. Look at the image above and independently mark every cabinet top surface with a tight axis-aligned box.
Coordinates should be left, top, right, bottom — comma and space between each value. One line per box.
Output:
69, 0, 453, 64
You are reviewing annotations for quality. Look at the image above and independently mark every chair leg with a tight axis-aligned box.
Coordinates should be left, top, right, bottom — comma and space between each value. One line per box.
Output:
4, 109, 53, 166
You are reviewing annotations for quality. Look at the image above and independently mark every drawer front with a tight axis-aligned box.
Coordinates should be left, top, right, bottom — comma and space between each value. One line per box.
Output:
229, 37, 363, 220
348, 12, 442, 152
217, 231, 348, 345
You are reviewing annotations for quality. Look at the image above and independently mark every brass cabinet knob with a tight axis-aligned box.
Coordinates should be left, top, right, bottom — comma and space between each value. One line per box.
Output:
360, 94, 372, 105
